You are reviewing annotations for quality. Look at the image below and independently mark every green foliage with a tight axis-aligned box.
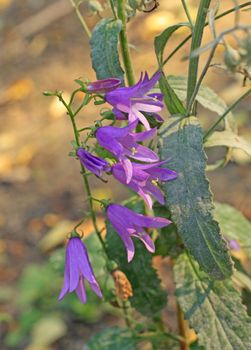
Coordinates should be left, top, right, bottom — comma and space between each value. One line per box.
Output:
153, 202, 179, 257
159, 116, 233, 279
83, 327, 137, 350
174, 253, 251, 350
214, 202, 251, 258
106, 199, 167, 317
154, 23, 191, 65
90, 18, 124, 82
154, 25, 188, 115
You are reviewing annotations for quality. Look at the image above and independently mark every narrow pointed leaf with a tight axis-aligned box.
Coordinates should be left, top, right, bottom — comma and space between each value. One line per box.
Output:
174, 253, 251, 350
90, 19, 124, 82
159, 116, 233, 279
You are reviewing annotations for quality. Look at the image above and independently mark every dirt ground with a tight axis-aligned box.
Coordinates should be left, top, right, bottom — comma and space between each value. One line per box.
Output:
0, 0, 250, 349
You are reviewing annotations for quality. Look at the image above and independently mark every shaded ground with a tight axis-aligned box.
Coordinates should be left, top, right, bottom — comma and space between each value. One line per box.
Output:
0, 0, 250, 349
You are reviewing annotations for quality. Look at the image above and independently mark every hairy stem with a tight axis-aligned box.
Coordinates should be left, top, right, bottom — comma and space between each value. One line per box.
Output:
203, 88, 251, 142
186, 0, 212, 113
59, 95, 107, 254
117, 0, 135, 86
69, 0, 91, 38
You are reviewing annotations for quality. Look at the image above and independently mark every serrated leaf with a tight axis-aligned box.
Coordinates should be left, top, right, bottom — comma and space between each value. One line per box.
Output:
174, 253, 251, 350
204, 130, 251, 157
159, 116, 233, 279
83, 327, 137, 350
154, 23, 190, 65
106, 199, 167, 316
90, 19, 124, 82
214, 202, 251, 258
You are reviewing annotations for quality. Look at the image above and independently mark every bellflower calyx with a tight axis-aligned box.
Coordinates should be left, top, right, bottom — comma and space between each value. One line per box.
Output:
107, 204, 171, 262
58, 236, 102, 304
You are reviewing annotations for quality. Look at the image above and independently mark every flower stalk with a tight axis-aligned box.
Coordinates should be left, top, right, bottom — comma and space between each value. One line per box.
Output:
117, 0, 135, 86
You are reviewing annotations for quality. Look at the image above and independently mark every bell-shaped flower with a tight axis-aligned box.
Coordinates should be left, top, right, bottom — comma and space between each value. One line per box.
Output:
96, 122, 159, 183
105, 72, 164, 130
58, 236, 103, 304
112, 161, 177, 208
107, 204, 171, 262
87, 78, 121, 94
76, 148, 110, 178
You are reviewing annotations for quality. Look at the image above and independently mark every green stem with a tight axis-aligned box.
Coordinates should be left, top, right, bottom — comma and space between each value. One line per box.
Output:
109, 0, 117, 18
59, 95, 108, 254
203, 88, 251, 142
186, 0, 211, 113
181, 0, 194, 28
162, 1, 251, 66
117, 0, 135, 86
69, 0, 91, 38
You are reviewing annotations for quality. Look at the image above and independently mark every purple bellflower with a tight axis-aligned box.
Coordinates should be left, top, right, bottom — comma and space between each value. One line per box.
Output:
105, 72, 164, 130
107, 203, 171, 262
112, 161, 177, 209
87, 78, 121, 94
76, 148, 110, 178
58, 236, 102, 304
96, 121, 159, 183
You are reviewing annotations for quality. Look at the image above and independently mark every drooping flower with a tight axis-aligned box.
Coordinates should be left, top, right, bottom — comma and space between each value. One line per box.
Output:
105, 72, 164, 130
76, 148, 110, 178
112, 161, 177, 208
58, 236, 102, 304
96, 122, 159, 183
107, 204, 171, 262
87, 78, 121, 94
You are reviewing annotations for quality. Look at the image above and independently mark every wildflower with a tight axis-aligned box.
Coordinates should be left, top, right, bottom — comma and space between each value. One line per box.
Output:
96, 122, 159, 183
76, 148, 110, 178
58, 236, 102, 304
87, 78, 121, 93
112, 161, 177, 208
105, 72, 164, 130
107, 203, 171, 262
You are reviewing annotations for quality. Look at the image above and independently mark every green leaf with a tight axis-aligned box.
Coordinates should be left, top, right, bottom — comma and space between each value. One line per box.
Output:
204, 130, 251, 157
159, 75, 187, 115
159, 116, 233, 279
90, 19, 124, 82
154, 23, 190, 65
174, 253, 251, 350
83, 327, 137, 350
153, 203, 179, 257
106, 198, 167, 317
214, 202, 251, 258
167, 75, 236, 131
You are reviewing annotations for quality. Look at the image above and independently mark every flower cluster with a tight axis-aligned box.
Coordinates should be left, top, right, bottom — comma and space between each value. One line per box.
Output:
59, 72, 177, 303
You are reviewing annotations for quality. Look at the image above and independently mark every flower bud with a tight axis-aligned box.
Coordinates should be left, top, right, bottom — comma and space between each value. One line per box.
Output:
87, 78, 121, 94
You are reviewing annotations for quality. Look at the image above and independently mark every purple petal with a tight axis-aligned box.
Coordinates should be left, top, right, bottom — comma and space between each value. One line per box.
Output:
140, 71, 162, 94
89, 281, 103, 298
67, 238, 80, 292
130, 127, 157, 142
58, 249, 70, 301
130, 144, 159, 163
75, 277, 87, 303
121, 157, 133, 183
145, 182, 165, 204
132, 231, 155, 253
129, 107, 151, 130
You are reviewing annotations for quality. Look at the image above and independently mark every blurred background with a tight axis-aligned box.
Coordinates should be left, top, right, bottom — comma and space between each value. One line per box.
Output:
0, 0, 250, 349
